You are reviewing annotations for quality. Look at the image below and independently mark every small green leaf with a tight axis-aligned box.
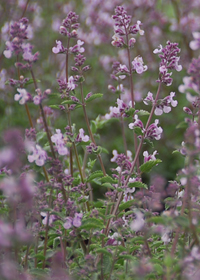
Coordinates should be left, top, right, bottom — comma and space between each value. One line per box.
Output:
119, 199, 135, 212
176, 121, 188, 129
61, 99, 78, 105
128, 181, 147, 189
49, 105, 60, 109
100, 175, 118, 184
36, 131, 46, 142
86, 171, 104, 182
102, 183, 115, 190
86, 93, 103, 103
95, 248, 112, 256
90, 120, 97, 134
137, 110, 150, 116
140, 159, 162, 173
133, 126, 143, 136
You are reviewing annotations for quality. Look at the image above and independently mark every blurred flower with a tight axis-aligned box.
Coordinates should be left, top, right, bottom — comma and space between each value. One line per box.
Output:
14, 88, 30, 105
130, 211, 145, 231
189, 32, 200, 50
27, 144, 47, 166
51, 129, 69, 156
132, 56, 148, 74
76, 128, 90, 142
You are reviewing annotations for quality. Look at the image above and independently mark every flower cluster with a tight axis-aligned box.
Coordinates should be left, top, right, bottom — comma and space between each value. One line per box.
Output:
27, 143, 47, 166
129, 115, 163, 140
51, 129, 69, 156
154, 41, 182, 86
143, 91, 178, 115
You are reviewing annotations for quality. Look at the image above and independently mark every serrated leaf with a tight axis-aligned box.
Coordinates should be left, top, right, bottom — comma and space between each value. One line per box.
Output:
128, 181, 147, 189
49, 105, 60, 109
90, 120, 97, 134
119, 199, 135, 212
61, 99, 78, 105
140, 159, 162, 173
86, 93, 103, 103
36, 131, 46, 142
74, 104, 82, 110
119, 254, 135, 260
29, 268, 48, 276
95, 248, 112, 256
137, 110, 150, 116
87, 158, 96, 170
100, 175, 118, 184
80, 217, 104, 230
133, 126, 143, 136
86, 171, 104, 182
102, 183, 115, 190
176, 121, 188, 129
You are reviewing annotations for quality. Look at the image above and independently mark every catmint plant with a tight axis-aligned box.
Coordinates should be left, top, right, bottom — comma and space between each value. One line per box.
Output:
2, 1, 200, 280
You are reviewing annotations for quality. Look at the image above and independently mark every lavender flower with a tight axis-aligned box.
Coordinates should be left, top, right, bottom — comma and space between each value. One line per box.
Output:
27, 144, 47, 166
143, 150, 157, 163
14, 88, 30, 105
51, 129, 69, 156
189, 32, 200, 50
76, 128, 90, 142
132, 56, 148, 74
130, 211, 145, 231
154, 41, 182, 86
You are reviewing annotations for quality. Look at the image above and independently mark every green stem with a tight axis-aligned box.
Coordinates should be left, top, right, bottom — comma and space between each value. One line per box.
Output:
80, 82, 106, 176
105, 81, 162, 236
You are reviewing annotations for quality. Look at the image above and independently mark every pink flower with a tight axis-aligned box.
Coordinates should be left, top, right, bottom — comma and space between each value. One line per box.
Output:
76, 128, 89, 142
73, 213, 83, 227
189, 32, 200, 50
143, 150, 157, 163
27, 144, 47, 166
130, 211, 145, 231
51, 129, 68, 156
67, 76, 76, 91
132, 56, 148, 74
14, 88, 30, 105
52, 40, 64, 54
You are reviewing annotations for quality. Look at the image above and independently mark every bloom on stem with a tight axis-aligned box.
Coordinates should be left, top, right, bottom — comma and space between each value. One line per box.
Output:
189, 32, 200, 50
14, 88, 30, 105
52, 40, 65, 54
76, 128, 89, 142
132, 56, 148, 74
51, 129, 68, 156
27, 144, 47, 166
143, 150, 157, 163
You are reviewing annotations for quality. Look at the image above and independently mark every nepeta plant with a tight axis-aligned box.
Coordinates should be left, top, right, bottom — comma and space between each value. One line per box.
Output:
1, 1, 200, 280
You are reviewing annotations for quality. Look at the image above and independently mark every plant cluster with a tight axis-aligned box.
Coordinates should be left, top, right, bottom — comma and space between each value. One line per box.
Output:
1, 1, 200, 279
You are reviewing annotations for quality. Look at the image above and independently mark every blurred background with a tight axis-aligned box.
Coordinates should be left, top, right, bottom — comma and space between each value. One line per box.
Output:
0, 0, 199, 197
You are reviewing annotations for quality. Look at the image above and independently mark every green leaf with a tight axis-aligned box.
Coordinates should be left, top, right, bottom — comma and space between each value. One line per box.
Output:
95, 248, 112, 256
133, 126, 143, 136
102, 183, 115, 190
176, 121, 188, 129
119, 199, 135, 212
86, 171, 104, 182
29, 268, 48, 277
80, 217, 104, 230
137, 110, 150, 116
49, 105, 60, 109
119, 255, 135, 261
36, 131, 46, 142
87, 158, 96, 170
174, 216, 190, 227
61, 99, 78, 105
100, 175, 118, 184
140, 159, 162, 173
90, 120, 97, 134
86, 93, 103, 103
128, 181, 147, 189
